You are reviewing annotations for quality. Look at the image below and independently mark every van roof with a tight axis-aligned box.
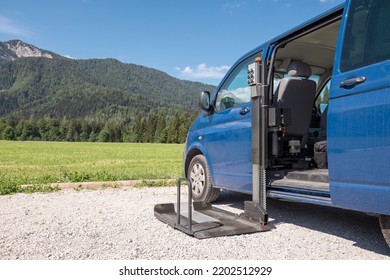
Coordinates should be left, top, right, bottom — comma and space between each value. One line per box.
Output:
240, 3, 344, 66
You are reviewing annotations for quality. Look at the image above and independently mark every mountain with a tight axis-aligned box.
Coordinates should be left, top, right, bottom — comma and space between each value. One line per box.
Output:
0, 40, 215, 122
0, 40, 59, 61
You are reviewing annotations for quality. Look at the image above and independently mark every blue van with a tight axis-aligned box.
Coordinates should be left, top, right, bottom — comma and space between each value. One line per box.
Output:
183, 0, 390, 246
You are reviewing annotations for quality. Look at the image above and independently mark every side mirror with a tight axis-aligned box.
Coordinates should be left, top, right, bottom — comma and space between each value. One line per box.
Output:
199, 91, 212, 112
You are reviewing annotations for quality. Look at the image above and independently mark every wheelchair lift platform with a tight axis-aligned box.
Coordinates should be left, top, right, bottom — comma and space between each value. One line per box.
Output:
153, 179, 269, 239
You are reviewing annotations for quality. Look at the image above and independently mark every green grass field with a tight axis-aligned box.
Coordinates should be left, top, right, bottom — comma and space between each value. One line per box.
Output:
0, 141, 184, 194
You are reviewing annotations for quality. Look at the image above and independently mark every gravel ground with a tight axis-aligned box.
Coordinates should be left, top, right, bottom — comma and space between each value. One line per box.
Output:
0, 186, 389, 260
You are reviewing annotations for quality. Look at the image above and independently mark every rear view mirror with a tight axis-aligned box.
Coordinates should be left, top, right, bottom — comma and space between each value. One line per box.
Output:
199, 91, 212, 112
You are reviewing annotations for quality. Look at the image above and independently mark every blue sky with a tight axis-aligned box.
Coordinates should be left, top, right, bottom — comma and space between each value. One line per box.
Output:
0, 0, 344, 85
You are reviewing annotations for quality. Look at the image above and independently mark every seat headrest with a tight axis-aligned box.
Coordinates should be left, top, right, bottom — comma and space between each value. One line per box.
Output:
287, 61, 312, 78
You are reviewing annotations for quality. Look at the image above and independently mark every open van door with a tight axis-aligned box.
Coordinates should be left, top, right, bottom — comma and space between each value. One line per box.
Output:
329, 0, 390, 216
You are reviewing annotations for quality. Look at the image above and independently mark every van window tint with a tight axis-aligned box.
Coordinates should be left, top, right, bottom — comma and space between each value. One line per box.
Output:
341, 0, 390, 72
215, 53, 261, 112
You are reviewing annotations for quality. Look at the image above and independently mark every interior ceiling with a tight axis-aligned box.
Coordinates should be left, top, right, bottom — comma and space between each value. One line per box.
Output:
275, 20, 341, 75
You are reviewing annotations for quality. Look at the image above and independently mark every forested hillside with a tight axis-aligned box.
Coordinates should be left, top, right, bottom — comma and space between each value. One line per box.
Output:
0, 40, 216, 143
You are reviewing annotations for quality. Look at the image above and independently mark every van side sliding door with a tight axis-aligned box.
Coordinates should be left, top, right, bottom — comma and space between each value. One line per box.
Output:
329, 0, 390, 215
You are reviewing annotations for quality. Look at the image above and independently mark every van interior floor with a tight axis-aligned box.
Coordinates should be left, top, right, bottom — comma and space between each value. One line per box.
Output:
267, 169, 331, 206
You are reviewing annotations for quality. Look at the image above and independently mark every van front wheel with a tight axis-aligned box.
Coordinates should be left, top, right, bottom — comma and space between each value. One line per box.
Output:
187, 155, 220, 203
379, 215, 390, 247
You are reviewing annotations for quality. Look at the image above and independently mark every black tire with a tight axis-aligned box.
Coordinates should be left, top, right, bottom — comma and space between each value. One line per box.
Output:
379, 215, 390, 248
187, 155, 220, 203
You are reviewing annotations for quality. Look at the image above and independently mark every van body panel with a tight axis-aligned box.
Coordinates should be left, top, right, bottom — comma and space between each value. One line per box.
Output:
328, 86, 390, 214
328, 0, 390, 214
202, 102, 252, 192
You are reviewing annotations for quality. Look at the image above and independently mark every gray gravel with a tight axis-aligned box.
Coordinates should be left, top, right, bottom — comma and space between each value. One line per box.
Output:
0, 186, 389, 260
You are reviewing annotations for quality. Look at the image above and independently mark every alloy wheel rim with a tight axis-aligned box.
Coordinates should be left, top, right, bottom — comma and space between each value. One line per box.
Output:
190, 163, 205, 195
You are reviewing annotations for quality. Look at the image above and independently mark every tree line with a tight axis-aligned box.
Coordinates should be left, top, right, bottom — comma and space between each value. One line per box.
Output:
0, 111, 198, 144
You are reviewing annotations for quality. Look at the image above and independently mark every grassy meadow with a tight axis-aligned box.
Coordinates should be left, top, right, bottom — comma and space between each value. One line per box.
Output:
0, 141, 184, 195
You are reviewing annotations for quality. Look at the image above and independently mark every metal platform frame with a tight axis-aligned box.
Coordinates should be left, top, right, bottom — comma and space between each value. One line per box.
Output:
154, 178, 269, 239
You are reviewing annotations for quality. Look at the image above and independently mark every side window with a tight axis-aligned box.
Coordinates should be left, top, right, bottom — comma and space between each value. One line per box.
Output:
316, 79, 330, 113
215, 53, 261, 112
341, 0, 390, 72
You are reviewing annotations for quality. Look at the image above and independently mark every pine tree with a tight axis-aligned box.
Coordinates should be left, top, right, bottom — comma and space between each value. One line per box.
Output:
143, 112, 158, 143
131, 117, 143, 143
2, 126, 15, 140
47, 119, 61, 141
167, 113, 180, 143
154, 114, 167, 143
98, 127, 110, 142
89, 131, 98, 142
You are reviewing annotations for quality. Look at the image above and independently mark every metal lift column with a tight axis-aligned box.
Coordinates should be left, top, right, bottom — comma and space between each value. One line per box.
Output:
245, 57, 269, 225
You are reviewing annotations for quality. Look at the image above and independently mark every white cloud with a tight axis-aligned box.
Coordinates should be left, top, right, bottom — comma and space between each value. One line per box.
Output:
176, 63, 230, 79
63, 54, 75, 59
0, 15, 31, 36
223, 2, 247, 15
319, 0, 335, 3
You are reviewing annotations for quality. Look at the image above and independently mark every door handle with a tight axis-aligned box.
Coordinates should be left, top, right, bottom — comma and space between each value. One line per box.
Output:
339, 76, 366, 88
239, 107, 251, 115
